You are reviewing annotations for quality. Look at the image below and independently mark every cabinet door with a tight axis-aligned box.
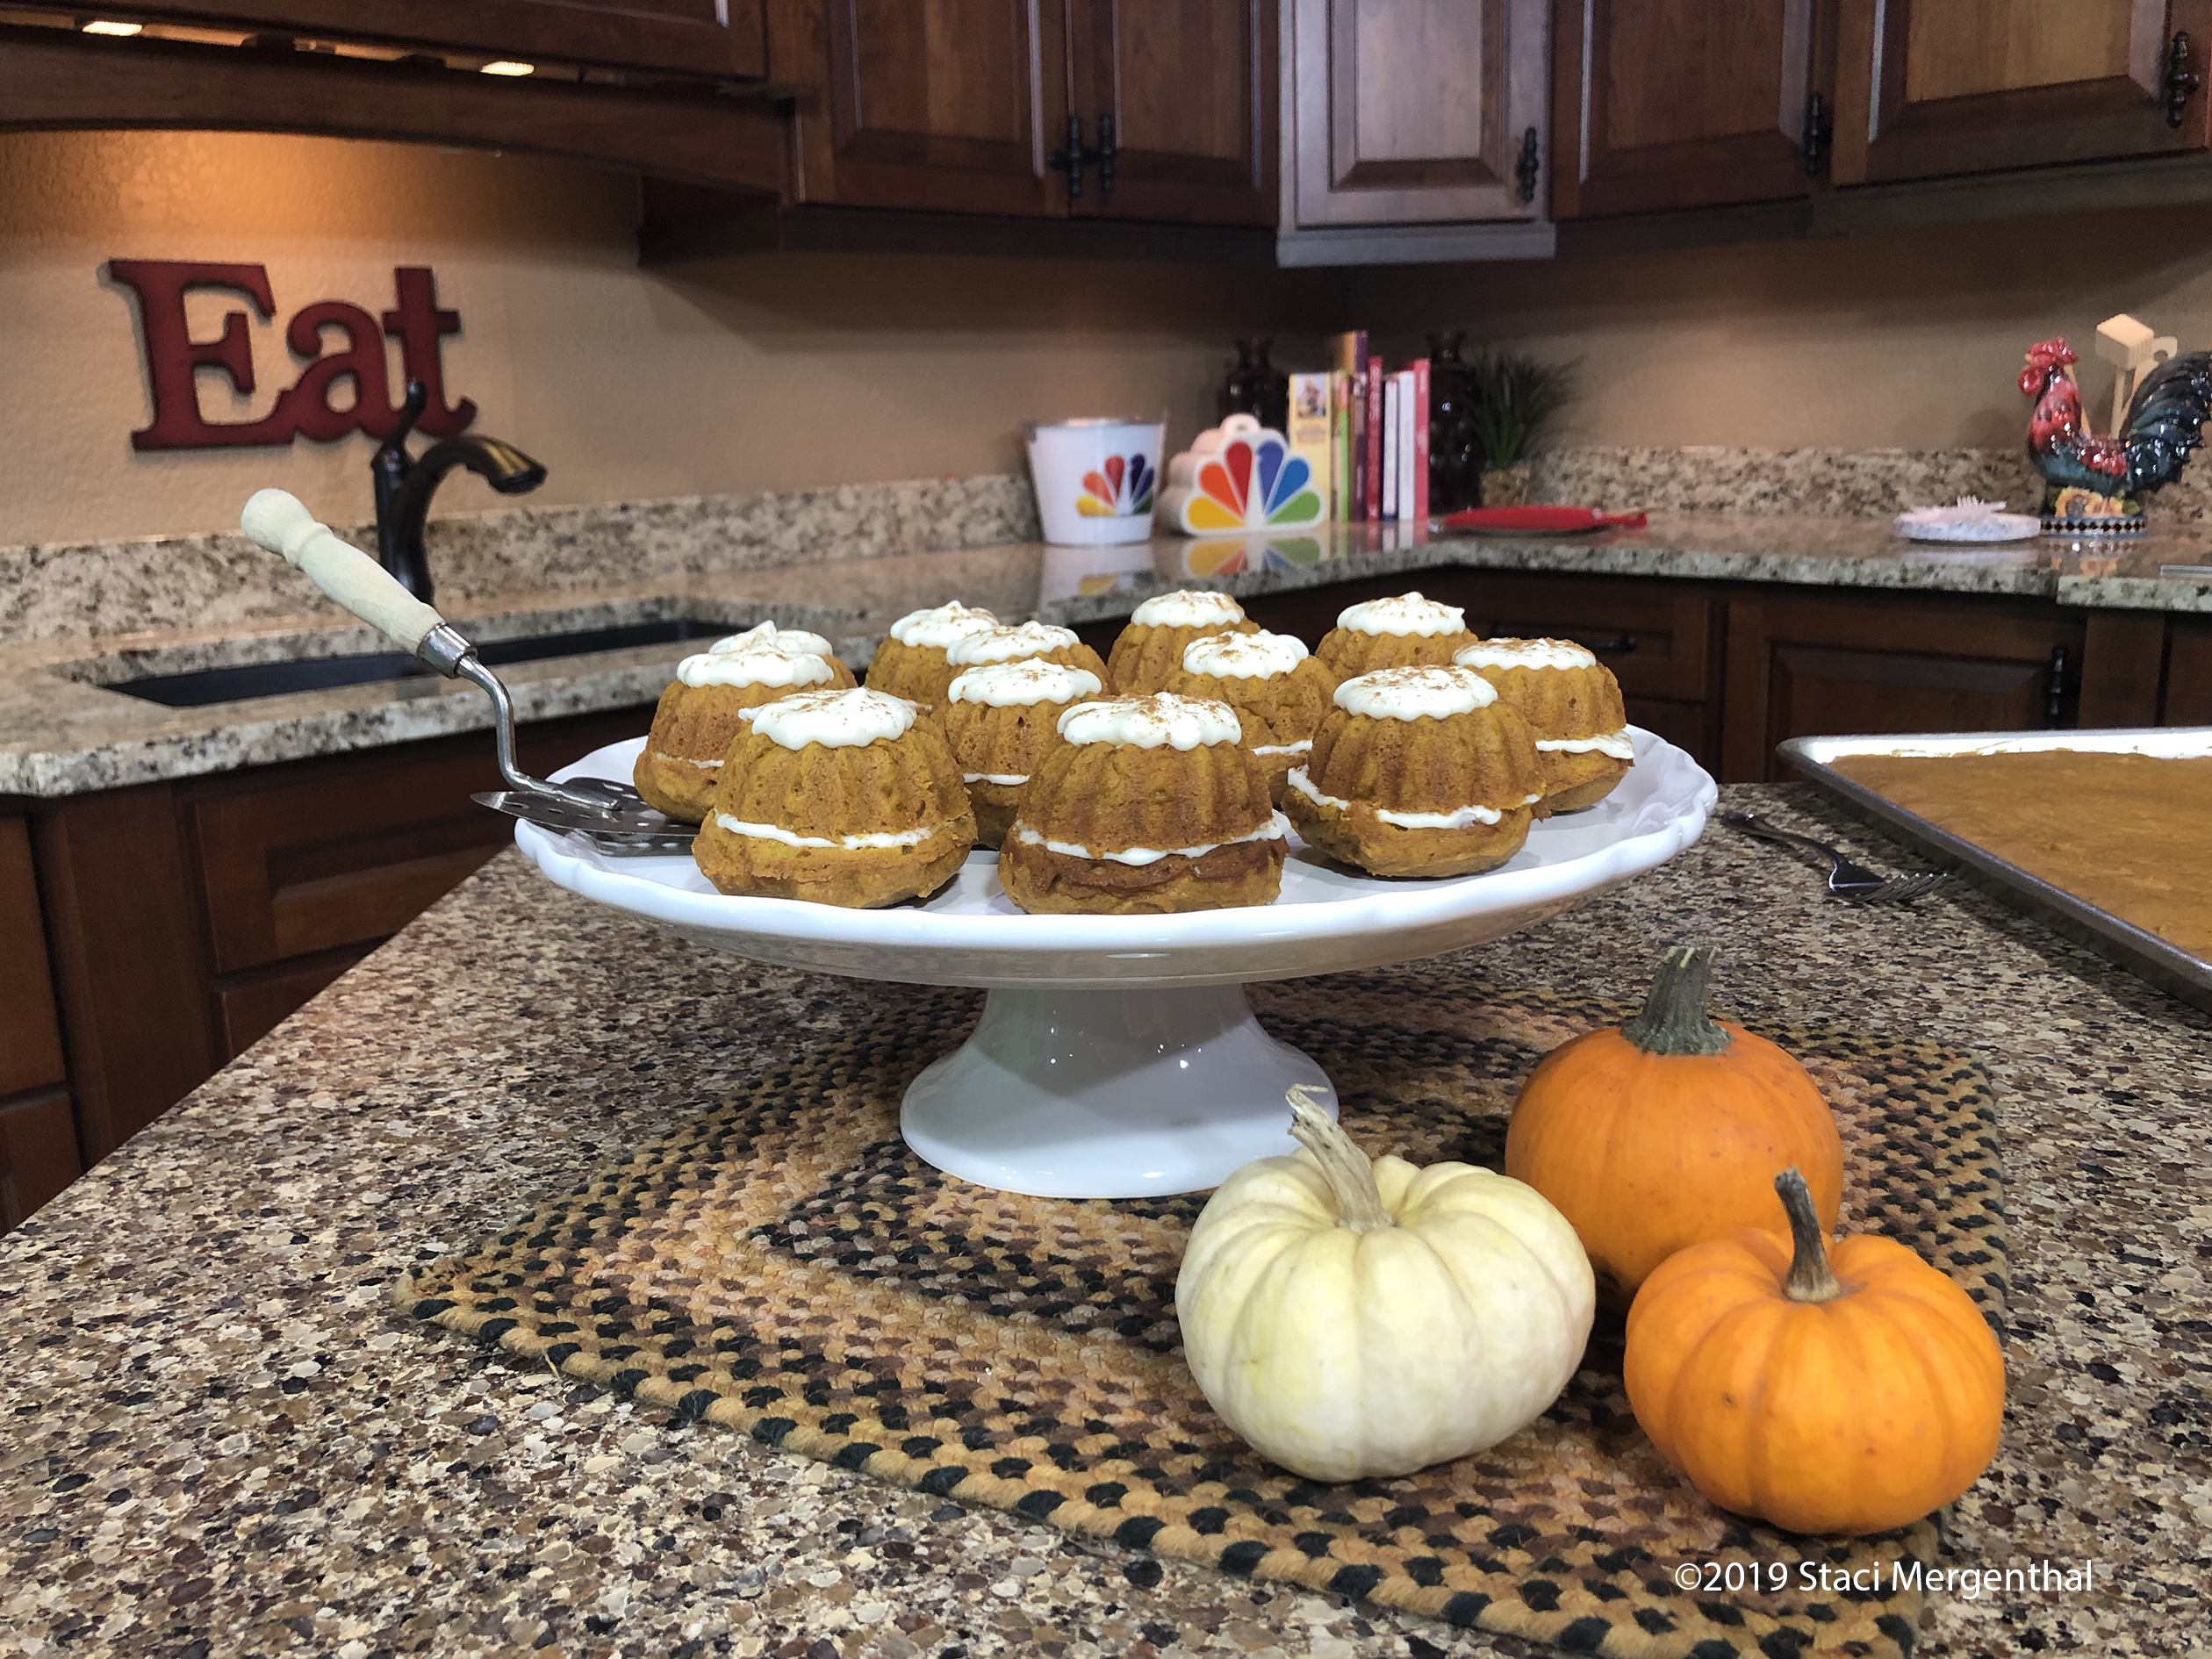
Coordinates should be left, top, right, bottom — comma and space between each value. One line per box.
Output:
802, 0, 1070, 214
1551, 0, 1817, 217
1832, 0, 2211, 184
1723, 594, 2085, 782
1290, 0, 1548, 226
1067, 0, 1275, 225
81, 0, 767, 80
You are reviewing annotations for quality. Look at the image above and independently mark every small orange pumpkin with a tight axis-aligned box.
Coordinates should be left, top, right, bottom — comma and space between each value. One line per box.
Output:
1505, 945, 1842, 1308
1625, 1167, 2006, 1535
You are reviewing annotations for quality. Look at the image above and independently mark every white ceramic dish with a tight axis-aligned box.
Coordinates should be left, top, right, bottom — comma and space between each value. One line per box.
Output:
517, 732, 1715, 1196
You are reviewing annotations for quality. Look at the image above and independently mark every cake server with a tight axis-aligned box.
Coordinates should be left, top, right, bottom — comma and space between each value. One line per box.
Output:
239, 488, 694, 855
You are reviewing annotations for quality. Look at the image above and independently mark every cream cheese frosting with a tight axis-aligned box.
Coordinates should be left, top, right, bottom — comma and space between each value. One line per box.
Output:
1333, 665, 1497, 721
887, 600, 1000, 650
1537, 729, 1636, 758
1180, 629, 1308, 679
1057, 693, 1243, 750
749, 687, 916, 750
944, 621, 1083, 667
1131, 588, 1246, 628
1453, 637, 1598, 671
946, 659, 1102, 707
1284, 767, 1506, 829
711, 620, 837, 659
1012, 811, 1288, 867
713, 813, 936, 851
1336, 592, 1466, 637
675, 647, 837, 690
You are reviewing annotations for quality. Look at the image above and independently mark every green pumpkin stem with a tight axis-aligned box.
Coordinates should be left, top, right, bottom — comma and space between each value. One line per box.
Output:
1775, 1167, 1843, 1303
1620, 945, 1731, 1057
1287, 1086, 1394, 1233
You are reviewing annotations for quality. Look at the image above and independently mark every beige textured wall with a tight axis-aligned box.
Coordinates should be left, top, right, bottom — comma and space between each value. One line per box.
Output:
0, 129, 1325, 546
1347, 205, 2212, 453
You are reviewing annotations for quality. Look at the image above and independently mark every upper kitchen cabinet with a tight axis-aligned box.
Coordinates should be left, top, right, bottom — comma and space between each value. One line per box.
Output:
1831, 0, 2212, 183
1550, 0, 1820, 217
47, 0, 769, 79
1287, 0, 1547, 226
1066, 0, 1275, 225
778, 0, 1273, 224
782, 0, 1070, 215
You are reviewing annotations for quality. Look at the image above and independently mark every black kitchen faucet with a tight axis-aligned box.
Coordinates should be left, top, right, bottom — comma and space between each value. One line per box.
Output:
370, 378, 546, 603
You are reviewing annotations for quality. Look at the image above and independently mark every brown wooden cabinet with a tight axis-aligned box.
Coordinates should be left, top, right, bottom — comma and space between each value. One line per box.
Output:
1287, 0, 1546, 226
781, 0, 1275, 223
0, 811, 82, 1231
2165, 617, 2212, 723
1550, 0, 1820, 218
77, 0, 768, 80
1723, 591, 2085, 780
1831, 0, 2211, 183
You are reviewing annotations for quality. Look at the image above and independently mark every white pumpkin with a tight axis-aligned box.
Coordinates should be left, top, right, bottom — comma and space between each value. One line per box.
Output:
1174, 1088, 1595, 1481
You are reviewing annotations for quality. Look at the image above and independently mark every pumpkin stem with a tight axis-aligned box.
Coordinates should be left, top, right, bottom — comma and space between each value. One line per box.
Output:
1775, 1167, 1843, 1303
1620, 945, 1731, 1057
1286, 1086, 1394, 1232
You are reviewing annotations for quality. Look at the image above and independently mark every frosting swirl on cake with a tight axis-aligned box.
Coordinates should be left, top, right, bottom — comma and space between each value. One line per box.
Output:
1453, 637, 1598, 671
947, 659, 1102, 707
1131, 588, 1246, 628
1333, 665, 1497, 721
1180, 629, 1308, 679
887, 600, 1000, 650
1336, 592, 1466, 637
1056, 692, 1243, 750
675, 647, 837, 690
711, 620, 837, 660
749, 687, 917, 750
944, 621, 1084, 667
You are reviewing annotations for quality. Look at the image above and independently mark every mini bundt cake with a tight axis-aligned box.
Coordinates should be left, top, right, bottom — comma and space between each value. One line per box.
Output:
1159, 629, 1339, 802
1284, 666, 1545, 879
1314, 592, 1476, 679
633, 645, 842, 822
1454, 637, 1635, 812
999, 693, 1287, 915
937, 658, 1103, 849
710, 621, 857, 683
1106, 589, 1258, 693
863, 600, 1001, 710
693, 688, 975, 908
944, 621, 1110, 683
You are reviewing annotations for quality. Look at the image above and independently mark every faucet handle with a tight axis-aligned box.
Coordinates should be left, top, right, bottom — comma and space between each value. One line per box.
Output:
241, 488, 454, 658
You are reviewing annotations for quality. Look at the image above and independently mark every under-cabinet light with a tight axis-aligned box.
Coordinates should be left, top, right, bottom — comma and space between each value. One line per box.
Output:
80, 18, 144, 34
479, 60, 534, 75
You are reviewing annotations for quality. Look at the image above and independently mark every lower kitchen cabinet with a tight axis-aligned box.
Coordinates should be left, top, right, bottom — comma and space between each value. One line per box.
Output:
0, 812, 81, 1229
1723, 592, 2085, 781
25, 704, 651, 1194
2165, 618, 2212, 724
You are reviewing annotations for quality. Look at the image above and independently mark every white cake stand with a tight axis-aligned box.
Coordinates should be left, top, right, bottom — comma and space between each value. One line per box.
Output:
516, 732, 1715, 1198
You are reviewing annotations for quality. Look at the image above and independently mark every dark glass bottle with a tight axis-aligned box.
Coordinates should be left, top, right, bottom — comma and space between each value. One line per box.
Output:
1218, 337, 1290, 434
1426, 331, 1482, 514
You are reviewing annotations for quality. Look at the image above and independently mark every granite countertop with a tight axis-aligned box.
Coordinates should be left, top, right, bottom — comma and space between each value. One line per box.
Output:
7, 512, 2212, 800
1, 786, 2205, 1658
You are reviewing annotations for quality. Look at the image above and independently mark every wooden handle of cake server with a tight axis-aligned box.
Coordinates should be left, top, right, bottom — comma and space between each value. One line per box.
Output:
239, 487, 445, 655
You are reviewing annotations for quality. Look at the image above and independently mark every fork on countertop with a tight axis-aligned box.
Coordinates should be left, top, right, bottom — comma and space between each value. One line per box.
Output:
1720, 812, 1951, 906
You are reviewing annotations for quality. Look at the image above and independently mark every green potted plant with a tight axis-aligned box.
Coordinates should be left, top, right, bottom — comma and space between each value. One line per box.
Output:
1466, 349, 1576, 506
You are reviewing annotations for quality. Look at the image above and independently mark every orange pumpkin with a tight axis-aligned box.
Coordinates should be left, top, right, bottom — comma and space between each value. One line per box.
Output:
1505, 945, 1842, 1309
1624, 1167, 2006, 1535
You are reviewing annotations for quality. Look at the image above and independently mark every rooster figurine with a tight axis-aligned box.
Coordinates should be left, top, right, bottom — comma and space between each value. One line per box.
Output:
2020, 335, 2212, 530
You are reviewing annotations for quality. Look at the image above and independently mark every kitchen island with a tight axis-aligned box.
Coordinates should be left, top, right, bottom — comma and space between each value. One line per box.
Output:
0, 786, 2203, 1659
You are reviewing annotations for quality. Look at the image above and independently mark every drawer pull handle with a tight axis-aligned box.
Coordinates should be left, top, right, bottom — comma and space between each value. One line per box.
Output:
1588, 634, 1638, 654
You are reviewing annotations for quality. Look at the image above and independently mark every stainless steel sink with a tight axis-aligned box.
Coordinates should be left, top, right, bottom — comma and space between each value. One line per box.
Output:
105, 619, 725, 708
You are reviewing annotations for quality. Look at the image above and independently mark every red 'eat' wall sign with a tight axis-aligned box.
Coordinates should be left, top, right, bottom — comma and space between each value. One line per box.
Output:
108, 260, 477, 450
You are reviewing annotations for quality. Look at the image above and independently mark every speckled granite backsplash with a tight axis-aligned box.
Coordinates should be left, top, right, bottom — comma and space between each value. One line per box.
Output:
0, 475, 1041, 650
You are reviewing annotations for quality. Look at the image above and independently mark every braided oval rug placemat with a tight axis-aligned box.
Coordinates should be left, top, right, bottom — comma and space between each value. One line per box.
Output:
397, 975, 2007, 1659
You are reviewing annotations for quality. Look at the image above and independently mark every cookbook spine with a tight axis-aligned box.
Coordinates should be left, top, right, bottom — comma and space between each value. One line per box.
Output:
1411, 359, 1430, 530
1363, 358, 1383, 521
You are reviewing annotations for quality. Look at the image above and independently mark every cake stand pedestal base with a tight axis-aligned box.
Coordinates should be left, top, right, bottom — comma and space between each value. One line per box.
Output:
901, 984, 1335, 1198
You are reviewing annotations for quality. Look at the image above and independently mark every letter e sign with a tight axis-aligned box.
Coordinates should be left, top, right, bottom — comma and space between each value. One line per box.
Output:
108, 261, 477, 450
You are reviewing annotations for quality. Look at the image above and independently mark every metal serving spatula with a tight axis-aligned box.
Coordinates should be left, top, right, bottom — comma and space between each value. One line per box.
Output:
239, 489, 694, 855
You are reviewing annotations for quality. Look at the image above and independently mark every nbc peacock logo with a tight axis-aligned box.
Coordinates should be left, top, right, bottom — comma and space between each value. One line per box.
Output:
1077, 454, 1157, 518
1178, 432, 1324, 531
